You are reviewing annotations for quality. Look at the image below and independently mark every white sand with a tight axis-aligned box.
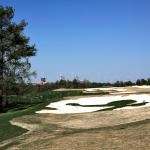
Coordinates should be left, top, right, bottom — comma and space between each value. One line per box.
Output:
36, 94, 150, 114
132, 85, 150, 89
110, 91, 137, 95
84, 87, 127, 92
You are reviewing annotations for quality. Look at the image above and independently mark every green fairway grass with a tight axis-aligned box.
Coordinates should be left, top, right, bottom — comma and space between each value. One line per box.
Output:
0, 90, 107, 142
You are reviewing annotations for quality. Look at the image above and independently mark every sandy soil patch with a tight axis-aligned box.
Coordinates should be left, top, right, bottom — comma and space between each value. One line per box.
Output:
1, 107, 150, 150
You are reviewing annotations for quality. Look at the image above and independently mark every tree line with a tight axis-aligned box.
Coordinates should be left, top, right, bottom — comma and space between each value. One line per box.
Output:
33, 78, 150, 92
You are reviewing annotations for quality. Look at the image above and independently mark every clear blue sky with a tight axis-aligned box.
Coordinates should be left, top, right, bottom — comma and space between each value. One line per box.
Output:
1, 0, 150, 82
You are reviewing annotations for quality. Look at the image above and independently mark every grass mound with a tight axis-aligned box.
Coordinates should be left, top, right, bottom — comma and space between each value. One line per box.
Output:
0, 90, 106, 142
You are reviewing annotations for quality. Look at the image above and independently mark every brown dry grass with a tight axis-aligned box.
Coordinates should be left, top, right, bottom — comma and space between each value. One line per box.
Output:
1, 87, 150, 150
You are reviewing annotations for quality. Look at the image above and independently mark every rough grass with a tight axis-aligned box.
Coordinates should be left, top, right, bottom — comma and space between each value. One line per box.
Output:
0, 103, 42, 142
0, 90, 107, 142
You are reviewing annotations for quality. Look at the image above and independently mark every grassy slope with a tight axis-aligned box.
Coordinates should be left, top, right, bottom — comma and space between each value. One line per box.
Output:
0, 90, 106, 142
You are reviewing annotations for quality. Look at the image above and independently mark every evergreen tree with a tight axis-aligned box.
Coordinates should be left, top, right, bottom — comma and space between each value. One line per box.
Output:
0, 6, 37, 111
147, 78, 150, 85
136, 79, 141, 85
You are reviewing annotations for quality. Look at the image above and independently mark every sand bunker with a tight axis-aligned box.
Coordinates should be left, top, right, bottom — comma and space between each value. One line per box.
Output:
84, 87, 127, 92
110, 91, 137, 95
132, 85, 150, 89
36, 94, 150, 114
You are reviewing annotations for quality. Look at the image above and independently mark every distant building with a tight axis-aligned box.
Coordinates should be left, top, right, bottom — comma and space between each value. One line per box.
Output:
60, 74, 65, 80
32, 77, 47, 86
74, 75, 84, 83
74, 75, 80, 81
41, 77, 46, 82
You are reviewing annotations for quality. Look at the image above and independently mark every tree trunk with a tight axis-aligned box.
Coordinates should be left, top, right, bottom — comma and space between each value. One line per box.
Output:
0, 42, 4, 112
0, 72, 4, 112
0, 94, 3, 112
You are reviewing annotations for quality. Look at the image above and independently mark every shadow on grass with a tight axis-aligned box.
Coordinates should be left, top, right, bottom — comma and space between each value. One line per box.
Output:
66, 99, 148, 112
